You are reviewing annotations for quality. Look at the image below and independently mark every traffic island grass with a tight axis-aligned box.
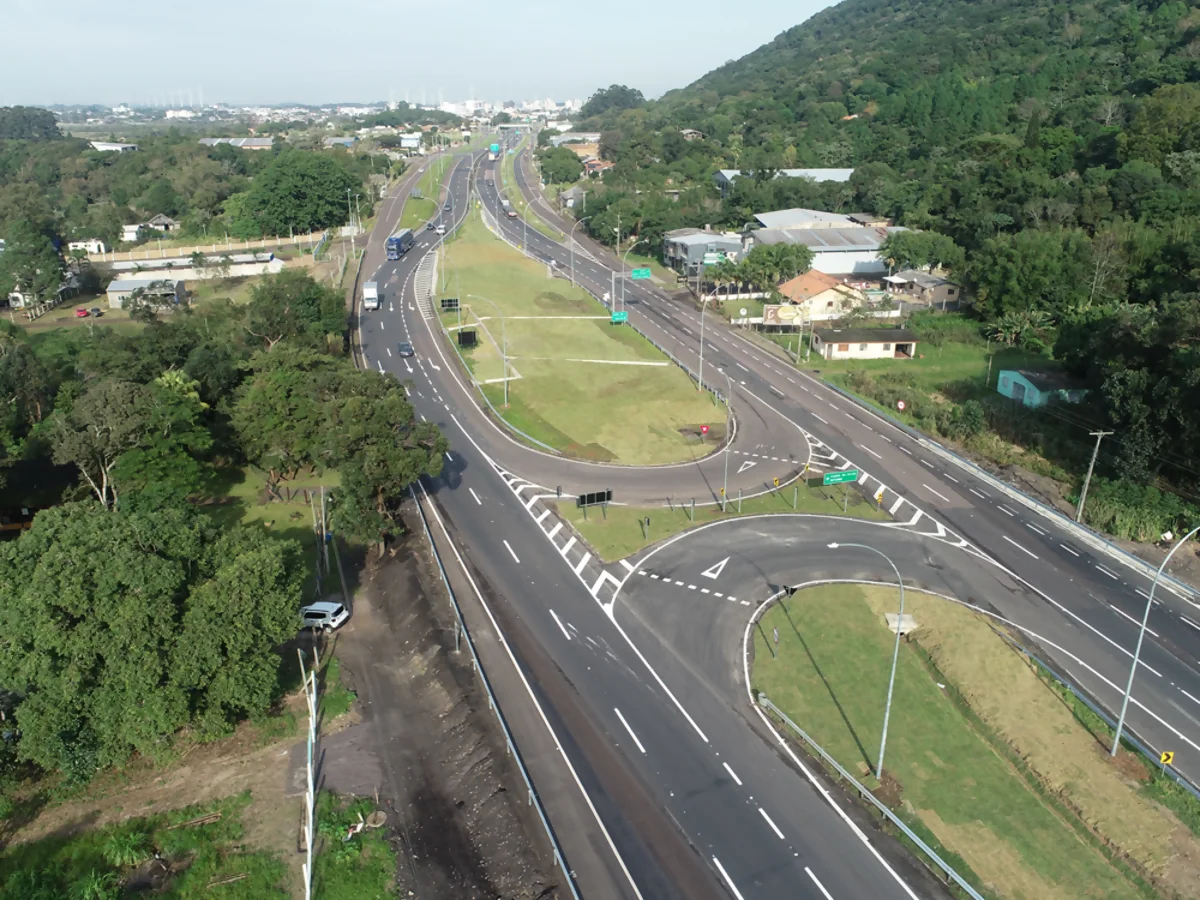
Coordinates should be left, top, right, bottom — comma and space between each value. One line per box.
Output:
558, 485, 888, 562
438, 211, 724, 464
399, 155, 451, 232
752, 584, 1200, 900
0, 793, 290, 899
500, 136, 563, 241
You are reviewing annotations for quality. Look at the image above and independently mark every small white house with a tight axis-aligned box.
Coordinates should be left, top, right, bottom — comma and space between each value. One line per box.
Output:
89, 141, 138, 153
811, 328, 919, 361
106, 278, 185, 310
68, 238, 109, 255
121, 224, 142, 243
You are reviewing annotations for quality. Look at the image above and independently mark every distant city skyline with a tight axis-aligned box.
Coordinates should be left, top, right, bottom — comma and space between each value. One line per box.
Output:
1, 0, 834, 107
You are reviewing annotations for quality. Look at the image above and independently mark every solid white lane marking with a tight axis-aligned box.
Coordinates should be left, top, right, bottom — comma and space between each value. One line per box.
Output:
502, 539, 520, 563
997, 505, 1015, 517
1059, 543, 1080, 557
613, 707, 646, 754
1002, 535, 1038, 559
969, 487, 986, 499
712, 858, 746, 900
468, 487, 482, 505
723, 762, 742, 785
1026, 522, 1047, 536
806, 867, 836, 900
758, 807, 785, 840
702, 556, 729, 579
923, 484, 951, 503
858, 444, 883, 459
1095, 564, 1118, 580
1108, 603, 1159, 637
549, 609, 572, 640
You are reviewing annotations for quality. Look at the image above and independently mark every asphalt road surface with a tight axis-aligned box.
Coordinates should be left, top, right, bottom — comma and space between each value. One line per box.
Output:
350, 139, 1200, 899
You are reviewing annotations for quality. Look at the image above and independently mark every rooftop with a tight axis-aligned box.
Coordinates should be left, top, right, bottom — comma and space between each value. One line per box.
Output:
107, 278, 183, 291
754, 208, 858, 230
886, 269, 956, 288
778, 269, 844, 302
1008, 369, 1085, 392
667, 231, 742, 248
717, 168, 855, 185
815, 328, 919, 344
753, 225, 901, 252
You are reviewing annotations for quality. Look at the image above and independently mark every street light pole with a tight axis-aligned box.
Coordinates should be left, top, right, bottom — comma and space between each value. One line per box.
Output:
345, 189, 354, 234
723, 372, 733, 511
621, 239, 646, 313
1111, 524, 1200, 756
569, 216, 592, 287
467, 293, 508, 406
828, 542, 906, 777
699, 295, 709, 391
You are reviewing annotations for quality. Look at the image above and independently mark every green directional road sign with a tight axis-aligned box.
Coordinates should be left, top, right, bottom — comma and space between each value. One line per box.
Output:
611, 311, 629, 324
702, 252, 723, 266
823, 469, 860, 486
630, 268, 652, 280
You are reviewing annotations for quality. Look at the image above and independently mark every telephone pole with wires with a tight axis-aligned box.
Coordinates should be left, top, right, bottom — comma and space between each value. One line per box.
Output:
1076, 430, 1114, 522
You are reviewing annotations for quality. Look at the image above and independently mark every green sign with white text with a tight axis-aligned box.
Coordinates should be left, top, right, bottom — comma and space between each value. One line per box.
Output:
823, 470, 860, 486
630, 268, 652, 280
611, 311, 629, 324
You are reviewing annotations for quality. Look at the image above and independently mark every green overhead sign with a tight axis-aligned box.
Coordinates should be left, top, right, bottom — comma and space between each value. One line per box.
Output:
611, 311, 628, 324
823, 470, 860, 486
630, 268, 652, 280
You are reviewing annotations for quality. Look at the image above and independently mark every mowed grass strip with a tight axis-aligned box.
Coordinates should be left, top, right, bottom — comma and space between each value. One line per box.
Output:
753, 585, 1171, 900
441, 212, 723, 464
399, 155, 451, 232
558, 488, 888, 562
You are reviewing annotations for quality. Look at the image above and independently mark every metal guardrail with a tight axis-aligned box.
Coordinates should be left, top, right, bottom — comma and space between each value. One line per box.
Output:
991, 627, 1200, 803
313, 231, 330, 262
757, 695, 986, 900
818, 378, 1200, 602
409, 484, 583, 899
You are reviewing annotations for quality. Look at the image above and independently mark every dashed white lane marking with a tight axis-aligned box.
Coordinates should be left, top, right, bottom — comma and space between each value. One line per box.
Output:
997, 505, 1015, 517
712, 857, 746, 900
549, 609, 572, 640
758, 807, 785, 840
900, 446, 912, 455
880, 435, 893, 443
923, 484, 951, 503
813, 414, 829, 424
1060, 543, 1080, 557
1095, 564, 1119, 580
919, 458, 935, 469
1003, 535, 1038, 559
1108, 603, 1159, 637
386, 347, 392, 357
805, 867, 836, 900
944, 473, 960, 483
614, 707, 647, 754
468, 487, 482, 505
502, 539, 520, 563
859, 445, 883, 460
736, 362, 749, 372
1182, 616, 1200, 633
1026, 522, 1047, 536
723, 762, 743, 785
969, 488, 987, 499
674, 580, 685, 587
1180, 687, 1200, 706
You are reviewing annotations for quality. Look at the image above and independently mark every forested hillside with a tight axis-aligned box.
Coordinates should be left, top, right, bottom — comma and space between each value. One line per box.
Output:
568, 0, 1200, 495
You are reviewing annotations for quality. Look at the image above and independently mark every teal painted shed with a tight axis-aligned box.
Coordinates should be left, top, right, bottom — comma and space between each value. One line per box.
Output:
996, 369, 1087, 409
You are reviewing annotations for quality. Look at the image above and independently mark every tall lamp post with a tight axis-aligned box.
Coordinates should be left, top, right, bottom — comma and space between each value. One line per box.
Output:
569, 216, 591, 287
1111, 524, 1200, 756
828, 542, 906, 777
467, 293, 509, 407
722, 371, 734, 510
620, 238, 647, 313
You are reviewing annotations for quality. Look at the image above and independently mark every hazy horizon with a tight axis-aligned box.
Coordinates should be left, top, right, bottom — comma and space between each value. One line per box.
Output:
2, 0, 834, 108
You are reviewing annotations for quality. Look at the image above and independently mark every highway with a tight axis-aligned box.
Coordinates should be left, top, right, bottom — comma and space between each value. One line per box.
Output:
352, 138, 1200, 898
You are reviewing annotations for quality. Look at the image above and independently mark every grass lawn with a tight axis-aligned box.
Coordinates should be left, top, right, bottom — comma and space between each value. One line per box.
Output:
399, 156, 451, 232
623, 249, 680, 287
0, 793, 289, 899
754, 585, 1192, 900
313, 794, 397, 900
439, 211, 724, 464
557, 484, 888, 561
500, 138, 562, 241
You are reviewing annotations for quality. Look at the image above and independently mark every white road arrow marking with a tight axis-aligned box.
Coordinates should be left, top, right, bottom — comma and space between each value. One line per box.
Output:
701, 557, 729, 580
737, 460, 756, 474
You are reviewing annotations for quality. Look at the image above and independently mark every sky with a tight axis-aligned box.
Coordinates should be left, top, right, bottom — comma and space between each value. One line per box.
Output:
0, 0, 834, 107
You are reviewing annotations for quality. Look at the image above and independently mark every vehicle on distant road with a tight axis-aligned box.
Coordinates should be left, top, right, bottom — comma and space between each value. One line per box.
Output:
436, 225, 446, 235
397, 341, 415, 357
300, 600, 349, 634
362, 280, 380, 310
506, 210, 518, 218
426, 221, 437, 231
385, 227, 415, 260
443, 202, 451, 211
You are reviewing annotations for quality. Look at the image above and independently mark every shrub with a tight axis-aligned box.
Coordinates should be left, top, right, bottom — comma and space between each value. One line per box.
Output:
1074, 478, 1200, 542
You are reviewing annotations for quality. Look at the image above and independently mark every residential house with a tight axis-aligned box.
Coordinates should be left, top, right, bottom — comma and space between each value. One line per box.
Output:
559, 185, 586, 210
996, 370, 1088, 409
811, 328, 918, 361
713, 168, 855, 198
121, 224, 143, 243
583, 158, 613, 177
662, 228, 743, 275
145, 214, 180, 233
68, 238, 108, 255
89, 141, 138, 152
109, 252, 284, 281
106, 278, 186, 310
198, 137, 274, 150
680, 129, 705, 141
884, 269, 960, 308
777, 270, 867, 320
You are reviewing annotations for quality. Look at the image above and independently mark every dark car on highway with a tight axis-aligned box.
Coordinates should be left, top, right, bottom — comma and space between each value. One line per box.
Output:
397, 341, 415, 357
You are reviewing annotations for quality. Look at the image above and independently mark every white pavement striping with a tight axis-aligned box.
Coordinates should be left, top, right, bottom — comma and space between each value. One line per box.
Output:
758, 807, 785, 840
923, 484, 951, 503
805, 868, 836, 900
502, 539, 521, 563
711, 858, 746, 900
613, 707, 647, 754
1002, 535, 1038, 559
549, 609, 572, 640
468, 487, 482, 505
723, 762, 742, 785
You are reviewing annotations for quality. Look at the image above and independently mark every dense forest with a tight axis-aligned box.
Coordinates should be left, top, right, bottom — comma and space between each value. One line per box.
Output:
564, 0, 1200, 498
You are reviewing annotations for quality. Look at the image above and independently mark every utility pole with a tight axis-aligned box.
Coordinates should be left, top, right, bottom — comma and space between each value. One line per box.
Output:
345, 189, 354, 234
1075, 430, 1113, 523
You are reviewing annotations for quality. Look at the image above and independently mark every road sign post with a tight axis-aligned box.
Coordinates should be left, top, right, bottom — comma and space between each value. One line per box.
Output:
611, 311, 628, 324
823, 469, 859, 486
630, 268, 651, 280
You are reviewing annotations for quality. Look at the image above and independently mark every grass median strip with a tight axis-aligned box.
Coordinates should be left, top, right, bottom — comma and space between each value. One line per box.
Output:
499, 136, 563, 241
753, 584, 1197, 900
399, 155, 452, 232
438, 211, 723, 464
558, 485, 888, 562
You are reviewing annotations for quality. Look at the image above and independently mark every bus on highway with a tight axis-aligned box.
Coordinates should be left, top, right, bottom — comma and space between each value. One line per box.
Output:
385, 227, 415, 260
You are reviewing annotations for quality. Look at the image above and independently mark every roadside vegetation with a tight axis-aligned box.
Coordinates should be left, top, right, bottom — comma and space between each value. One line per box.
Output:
498, 135, 562, 241
559, 481, 887, 561
753, 584, 1200, 900
399, 154, 452, 232
438, 211, 723, 464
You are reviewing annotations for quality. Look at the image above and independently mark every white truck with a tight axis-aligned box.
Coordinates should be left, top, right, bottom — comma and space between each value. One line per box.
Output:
362, 280, 380, 310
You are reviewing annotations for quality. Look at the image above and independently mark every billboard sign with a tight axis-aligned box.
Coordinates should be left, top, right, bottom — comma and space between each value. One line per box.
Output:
762, 304, 802, 327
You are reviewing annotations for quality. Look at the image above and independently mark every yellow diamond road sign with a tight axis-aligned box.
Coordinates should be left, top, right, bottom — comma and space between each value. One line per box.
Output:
1161, 751, 1175, 765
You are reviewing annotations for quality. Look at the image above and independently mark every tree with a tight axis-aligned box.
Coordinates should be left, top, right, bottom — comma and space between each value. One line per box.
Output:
538, 147, 584, 184
968, 229, 1093, 319
0, 503, 303, 778
491, 111, 513, 125
0, 106, 62, 140
580, 85, 646, 120
49, 379, 154, 509
880, 231, 965, 272
0, 219, 63, 309
245, 269, 345, 349
235, 151, 360, 236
